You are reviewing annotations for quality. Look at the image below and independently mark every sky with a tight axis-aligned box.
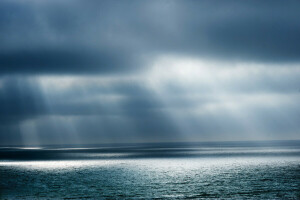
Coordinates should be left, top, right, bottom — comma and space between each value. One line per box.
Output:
0, 0, 300, 146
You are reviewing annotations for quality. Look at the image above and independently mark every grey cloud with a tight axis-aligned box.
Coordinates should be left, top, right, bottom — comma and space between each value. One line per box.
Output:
1, 0, 300, 145
1, 0, 300, 75
0, 76, 45, 119
1, 73, 299, 145
0, 48, 143, 74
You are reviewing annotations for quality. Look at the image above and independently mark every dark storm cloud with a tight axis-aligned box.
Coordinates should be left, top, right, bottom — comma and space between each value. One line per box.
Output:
0, 76, 160, 118
1, 0, 300, 74
1, 0, 300, 145
0, 72, 299, 145
0, 49, 142, 74
0, 76, 185, 145
0, 76, 45, 120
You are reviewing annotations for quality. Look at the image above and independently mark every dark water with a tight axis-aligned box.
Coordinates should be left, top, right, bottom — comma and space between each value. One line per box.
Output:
1, 141, 300, 199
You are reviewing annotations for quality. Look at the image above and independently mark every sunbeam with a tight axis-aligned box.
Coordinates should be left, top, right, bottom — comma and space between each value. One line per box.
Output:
1, 1, 300, 198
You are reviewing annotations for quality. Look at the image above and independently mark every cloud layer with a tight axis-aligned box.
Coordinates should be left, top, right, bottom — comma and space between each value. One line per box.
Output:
0, 0, 300, 145
1, 0, 300, 75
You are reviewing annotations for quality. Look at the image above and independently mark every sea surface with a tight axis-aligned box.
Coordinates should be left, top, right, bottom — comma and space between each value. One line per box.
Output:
0, 141, 300, 199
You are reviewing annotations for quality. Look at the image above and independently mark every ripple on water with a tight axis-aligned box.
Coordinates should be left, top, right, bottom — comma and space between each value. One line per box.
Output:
0, 157, 300, 199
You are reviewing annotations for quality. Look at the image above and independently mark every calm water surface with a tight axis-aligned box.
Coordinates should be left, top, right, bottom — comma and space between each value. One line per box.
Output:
1, 142, 300, 199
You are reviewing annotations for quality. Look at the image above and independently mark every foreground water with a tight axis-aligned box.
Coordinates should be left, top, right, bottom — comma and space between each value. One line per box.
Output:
0, 141, 300, 199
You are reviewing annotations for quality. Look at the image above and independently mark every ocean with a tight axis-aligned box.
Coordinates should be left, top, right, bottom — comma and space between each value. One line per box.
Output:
0, 141, 300, 199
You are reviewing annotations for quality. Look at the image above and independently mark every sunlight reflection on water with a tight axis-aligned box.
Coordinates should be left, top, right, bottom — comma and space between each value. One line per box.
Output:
1, 146, 300, 199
